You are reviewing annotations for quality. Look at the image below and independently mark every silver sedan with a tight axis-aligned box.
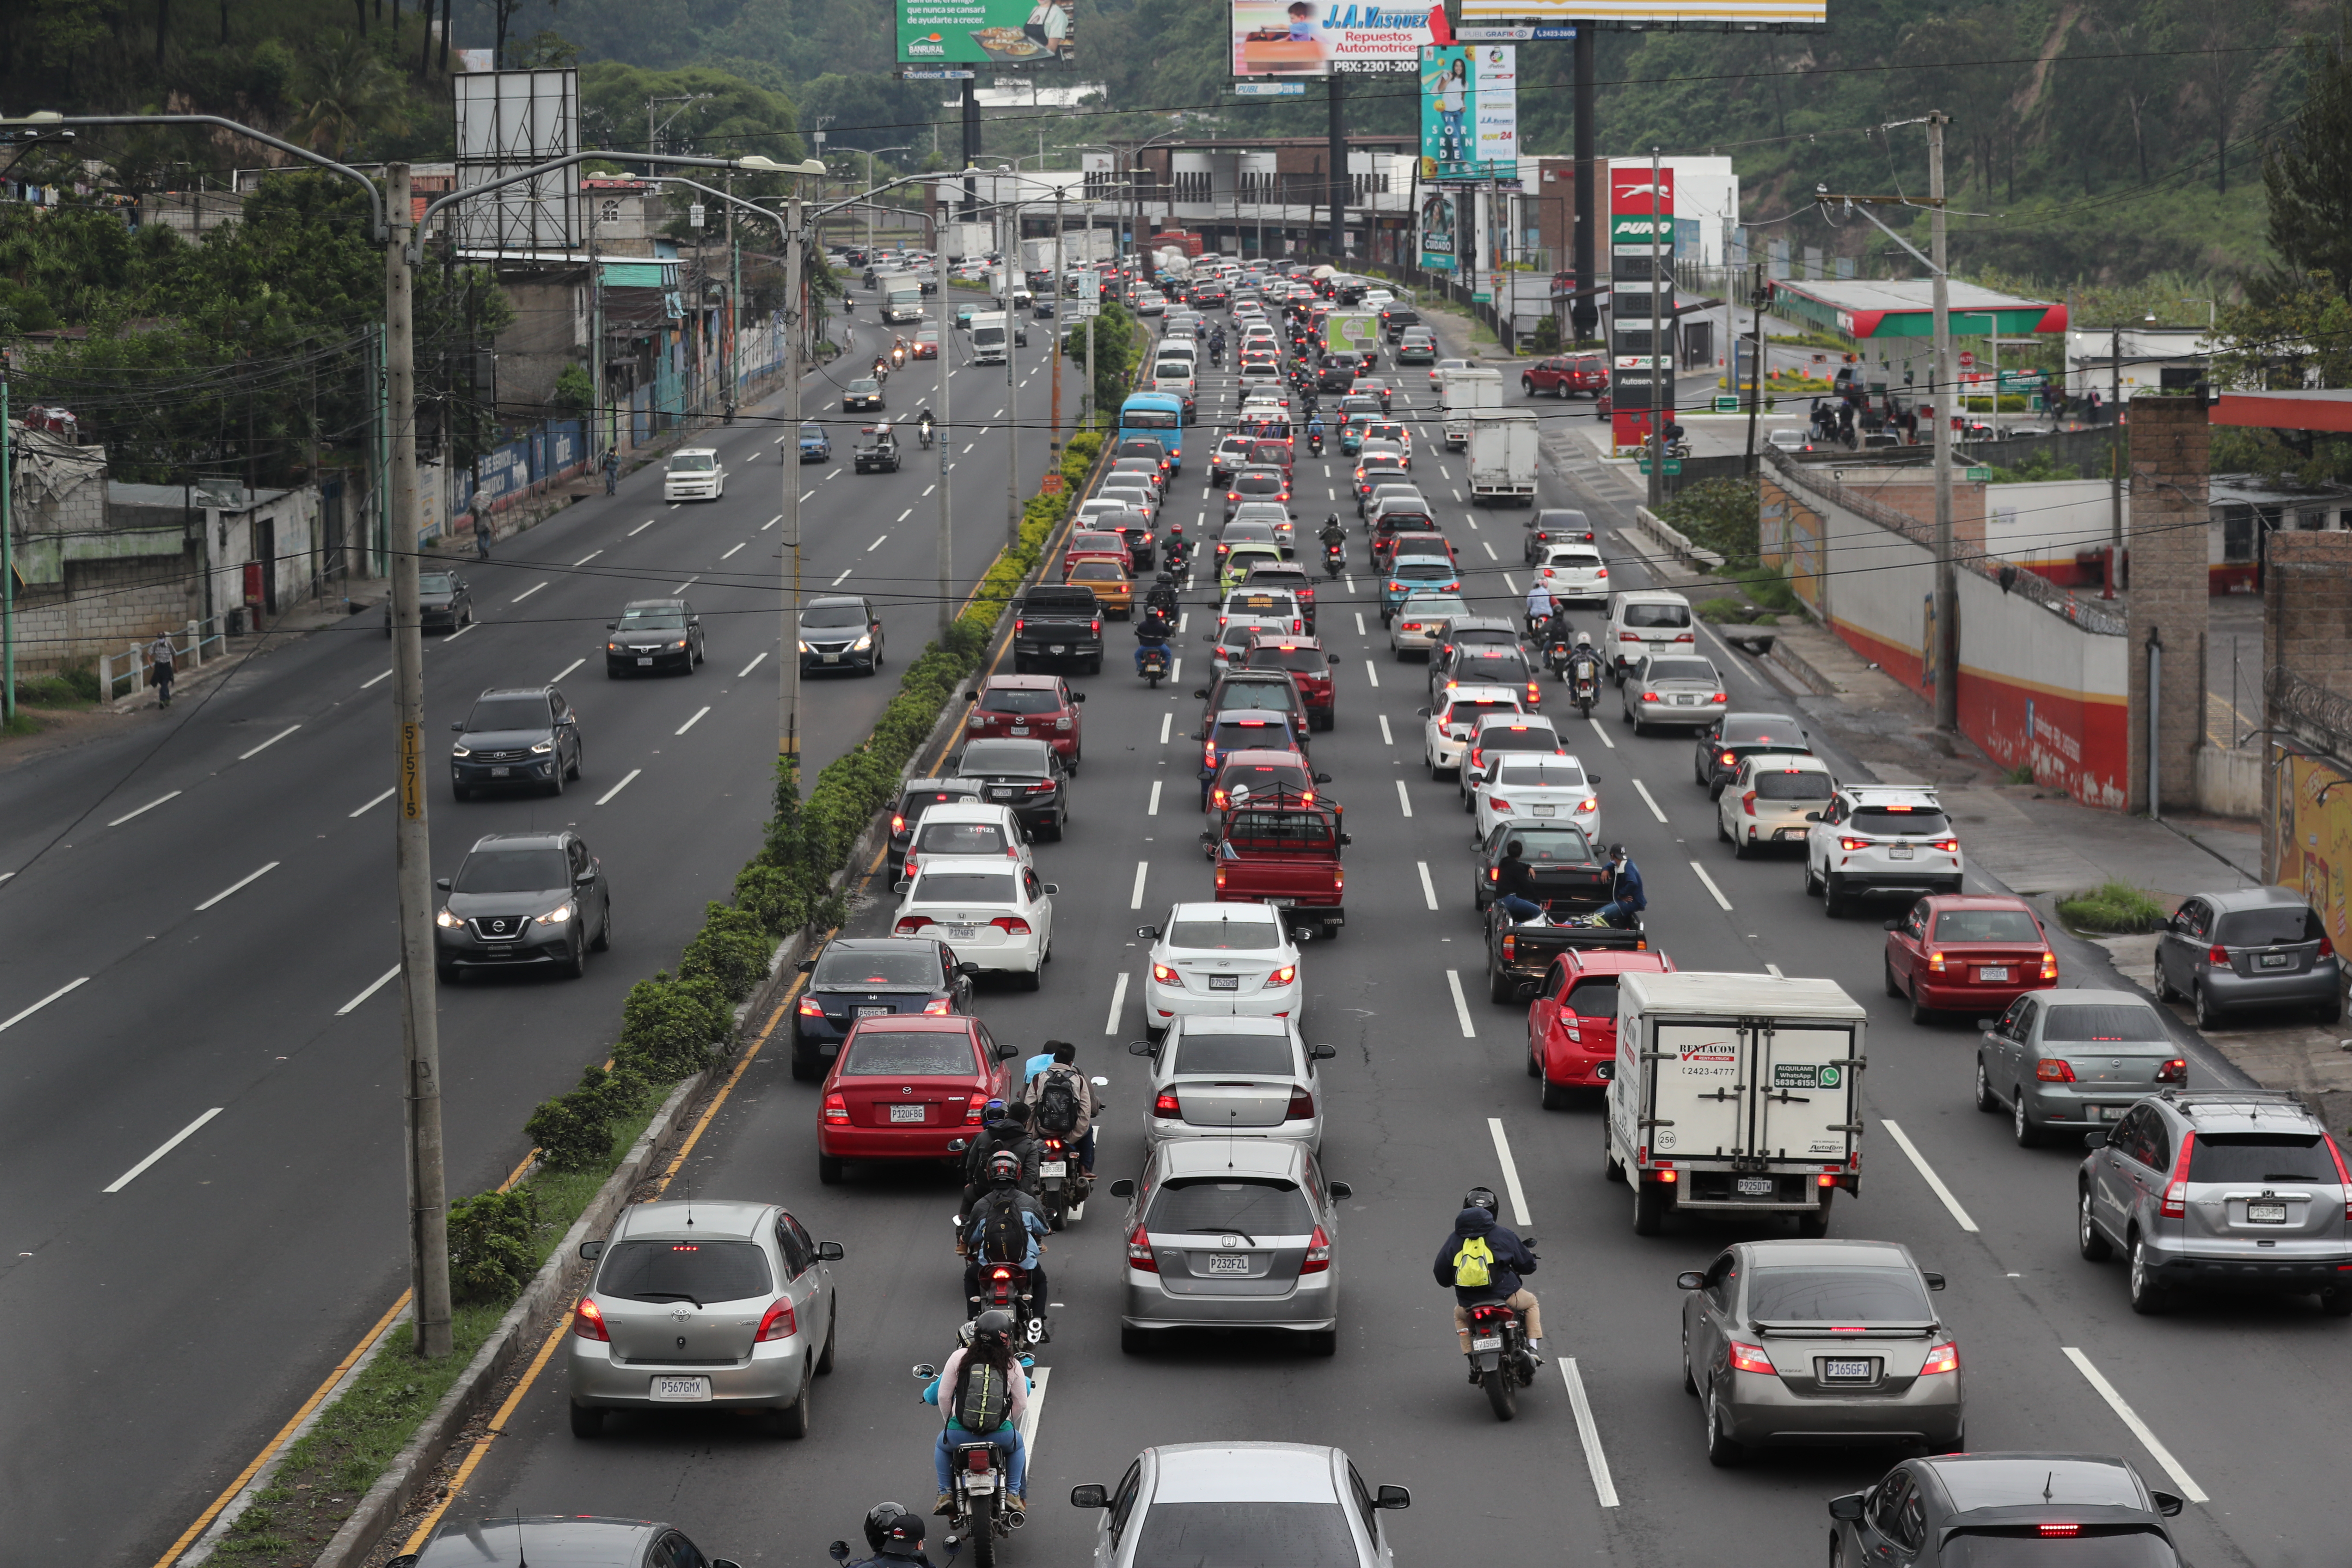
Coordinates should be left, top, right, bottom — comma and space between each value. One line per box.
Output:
1071, 1442, 1407, 1568
1620, 653, 1725, 733
1130, 1014, 1332, 1150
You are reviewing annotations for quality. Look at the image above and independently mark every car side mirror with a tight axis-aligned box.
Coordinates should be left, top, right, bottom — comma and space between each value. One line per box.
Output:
1416, 706, 1430, 717
1128, 1039, 1154, 1057
1043, 884, 1059, 896
574, 870, 597, 886
1881, 919, 1903, 931
995, 1043, 1021, 1060
1803, 811, 1822, 822
2084, 1128, 2110, 1149
1192, 687, 1210, 698
450, 722, 464, 732
1071, 1484, 1111, 1509
1676, 1271, 1706, 1290
1314, 772, 1332, 784
1136, 925, 1162, 939
1375, 1485, 1411, 1510
579, 1240, 605, 1261
1311, 1044, 1338, 1060
894, 880, 912, 894
1976, 1017, 1999, 1032
1921, 1271, 1946, 1291
956, 962, 980, 976
2150, 1490, 2185, 1518
1329, 1180, 1353, 1199
829, 1546, 851, 1565
1513, 980, 1541, 1002
1109, 1178, 1136, 1197
605, 622, 617, 630
817, 1241, 846, 1261
435, 877, 452, 891
1827, 1493, 1868, 1523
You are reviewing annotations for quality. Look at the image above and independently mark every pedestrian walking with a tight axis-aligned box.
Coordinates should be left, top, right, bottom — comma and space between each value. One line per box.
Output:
600, 446, 619, 495
147, 629, 178, 709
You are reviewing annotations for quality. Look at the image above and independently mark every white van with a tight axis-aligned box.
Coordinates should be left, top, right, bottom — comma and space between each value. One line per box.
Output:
1605, 589, 1695, 680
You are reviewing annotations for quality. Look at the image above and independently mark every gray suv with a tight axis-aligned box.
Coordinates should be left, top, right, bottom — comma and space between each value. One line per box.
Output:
1974, 990, 2185, 1148
2153, 885, 2343, 1028
2077, 1088, 2352, 1316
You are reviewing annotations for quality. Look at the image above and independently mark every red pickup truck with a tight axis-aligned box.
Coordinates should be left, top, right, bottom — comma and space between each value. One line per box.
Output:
1521, 354, 1608, 400
1204, 784, 1350, 938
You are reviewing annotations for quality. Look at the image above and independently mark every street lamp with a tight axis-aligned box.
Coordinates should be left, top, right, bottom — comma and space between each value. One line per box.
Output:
860, 147, 915, 255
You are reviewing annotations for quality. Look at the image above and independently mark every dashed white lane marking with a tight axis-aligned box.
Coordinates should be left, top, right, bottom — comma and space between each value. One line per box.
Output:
1880, 1119, 1980, 1233
737, 652, 769, 678
511, 582, 547, 603
1689, 861, 1733, 911
868, 535, 889, 552
896, 508, 914, 523
1158, 713, 1171, 745
1366, 663, 1380, 688
108, 791, 181, 827
337, 965, 402, 1016
349, 788, 396, 818
673, 576, 700, 594
551, 657, 586, 683
1764, 962, 1784, 979
103, 1108, 224, 1194
1395, 779, 1413, 818
0, 977, 87, 1033
833, 570, 853, 585
629, 519, 655, 536
361, 668, 393, 690
1417, 861, 1439, 911
1169, 658, 1181, 683
1447, 971, 1476, 1037
1501, 572, 1519, 594
677, 706, 711, 735
1130, 861, 1150, 910
196, 861, 279, 911
1176, 612, 1188, 633
1561, 1361, 1621, 1508
595, 769, 642, 806
764, 514, 783, 530
1487, 1118, 1531, 1224
1379, 715, 1394, 746
1354, 612, 1367, 637
1629, 778, 1668, 824
2060, 1348, 2208, 1504
574, 549, 603, 565
442, 622, 476, 643
720, 542, 746, 560
1103, 974, 1130, 1037
1587, 716, 1614, 750
1148, 780, 1162, 816
238, 724, 301, 760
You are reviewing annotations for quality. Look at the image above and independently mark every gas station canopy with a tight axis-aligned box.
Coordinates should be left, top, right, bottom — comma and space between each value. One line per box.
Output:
1770, 279, 2067, 341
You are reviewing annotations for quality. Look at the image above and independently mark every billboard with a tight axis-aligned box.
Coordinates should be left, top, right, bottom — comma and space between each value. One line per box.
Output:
1418, 44, 1515, 181
1417, 187, 1459, 272
452, 68, 579, 254
898, 0, 1075, 66
1230, 1, 1444, 76
1459, 0, 1823, 22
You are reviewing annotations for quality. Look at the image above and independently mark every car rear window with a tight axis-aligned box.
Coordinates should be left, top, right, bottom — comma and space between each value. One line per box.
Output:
452, 846, 570, 893
1720, 718, 1801, 746
959, 740, 1054, 773
1216, 683, 1300, 712
1479, 727, 1560, 752
1622, 601, 1692, 629
2039, 1002, 2166, 1041
1509, 827, 1596, 861
1745, 1266, 1932, 1323
1070, 562, 1126, 582
1234, 474, 1283, 493
909, 870, 1017, 904
1443, 700, 1519, 725
1145, 1177, 1315, 1234
1938, 1531, 2180, 1568
1130, 1502, 1357, 1568
1251, 443, 1291, 464
813, 948, 941, 988
840, 1029, 977, 1077
1494, 758, 1586, 788
1224, 811, 1332, 849
1454, 652, 1533, 683
1563, 979, 1618, 1016
1851, 807, 1951, 835
915, 821, 1012, 857
1396, 561, 1456, 581
2216, 905, 2324, 946
1546, 550, 1603, 568
1752, 769, 1834, 801
1223, 522, 1278, 543
1933, 909, 2043, 943
597, 1238, 772, 1304
980, 688, 1062, 715
2186, 1133, 2335, 1183
1644, 659, 1717, 684
1934, 1460, 2148, 1514
1219, 764, 1308, 796
1399, 597, 1469, 622
1246, 646, 1325, 674
1172, 1032, 1294, 1075
1167, 918, 1283, 950
1215, 721, 1292, 753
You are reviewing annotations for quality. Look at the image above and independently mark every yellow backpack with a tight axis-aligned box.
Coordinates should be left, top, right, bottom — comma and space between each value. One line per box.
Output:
1452, 1235, 1495, 1289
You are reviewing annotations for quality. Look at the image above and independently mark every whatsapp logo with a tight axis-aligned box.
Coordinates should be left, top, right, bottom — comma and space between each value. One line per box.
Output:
1818, 1065, 1841, 1088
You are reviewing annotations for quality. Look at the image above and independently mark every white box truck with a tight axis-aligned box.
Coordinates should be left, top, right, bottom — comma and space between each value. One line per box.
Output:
969, 310, 1012, 365
878, 275, 926, 325
1605, 972, 1868, 1237
1438, 367, 1504, 450
1467, 407, 1540, 505
941, 223, 993, 263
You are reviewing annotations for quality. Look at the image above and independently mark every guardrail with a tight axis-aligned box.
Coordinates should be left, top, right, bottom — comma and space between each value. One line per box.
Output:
97, 616, 232, 701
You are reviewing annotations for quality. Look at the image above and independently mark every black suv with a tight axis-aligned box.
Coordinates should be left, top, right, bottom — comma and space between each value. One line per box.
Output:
450, 686, 583, 799
954, 738, 1070, 841
383, 568, 474, 636
789, 936, 978, 1080
800, 595, 885, 675
605, 599, 705, 677
432, 831, 610, 980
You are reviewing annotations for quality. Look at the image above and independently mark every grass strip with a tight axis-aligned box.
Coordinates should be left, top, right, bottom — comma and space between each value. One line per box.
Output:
2057, 881, 2172, 934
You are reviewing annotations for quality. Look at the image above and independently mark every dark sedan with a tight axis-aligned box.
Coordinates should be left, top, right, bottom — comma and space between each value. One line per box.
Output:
604, 599, 704, 677
383, 569, 473, 635
789, 936, 977, 1081
392, 1514, 745, 1568
888, 778, 989, 879
1826, 1454, 2184, 1568
1693, 711, 1810, 797
800, 594, 885, 675
954, 737, 1070, 840
450, 685, 583, 799
432, 830, 610, 980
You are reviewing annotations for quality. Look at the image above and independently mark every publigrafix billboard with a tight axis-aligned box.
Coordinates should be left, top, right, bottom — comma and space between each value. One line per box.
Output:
1418, 44, 1515, 181
1458, 0, 1823, 21
1230, 1, 1444, 76
899, 0, 1075, 65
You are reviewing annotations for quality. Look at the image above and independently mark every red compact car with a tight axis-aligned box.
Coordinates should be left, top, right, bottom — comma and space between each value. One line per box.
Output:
1062, 530, 1135, 575
1883, 894, 2057, 1022
965, 673, 1084, 762
1243, 634, 1340, 730
1526, 949, 1678, 1106
817, 1015, 1020, 1185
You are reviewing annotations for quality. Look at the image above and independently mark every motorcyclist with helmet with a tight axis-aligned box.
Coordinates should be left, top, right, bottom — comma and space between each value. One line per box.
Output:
1564, 629, 1604, 695
1133, 599, 1176, 676
958, 1099, 1039, 1222
962, 1154, 1051, 1314
831, 1503, 933, 1567
1307, 412, 1326, 455
1433, 1186, 1544, 1373
915, 404, 935, 449
1317, 512, 1347, 554
1021, 1040, 1101, 1180
920, 1309, 1032, 1516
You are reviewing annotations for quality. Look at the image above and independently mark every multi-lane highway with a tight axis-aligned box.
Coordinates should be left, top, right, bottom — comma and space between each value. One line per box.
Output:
401, 306, 2340, 1568
0, 292, 1063, 1562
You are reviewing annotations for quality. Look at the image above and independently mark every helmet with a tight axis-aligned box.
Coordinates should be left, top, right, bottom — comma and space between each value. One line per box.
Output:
989, 1151, 1021, 1187
1464, 1185, 1500, 1218
981, 1097, 1008, 1124
971, 1308, 1016, 1348
865, 1501, 912, 1553
954, 1317, 981, 1348
1573, 630, 1592, 649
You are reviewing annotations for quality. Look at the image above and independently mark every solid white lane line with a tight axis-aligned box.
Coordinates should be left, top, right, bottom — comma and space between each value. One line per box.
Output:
1560, 1360, 1621, 1508
1130, 861, 1150, 910
677, 706, 711, 735
1486, 1118, 1531, 1224
1366, 663, 1380, 688
2061, 1348, 2208, 1504
1689, 861, 1733, 911
551, 657, 586, 683
719, 542, 746, 560
832, 570, 852, 586
1587, 716, 1614, 750
1395, 779, 1413, 818
595, 769, 642, 806
238, 724, 301, 760
511, 582, 548, 603
764, 514, 783, 530
1103, 973, 1130, 1037
1148, 780, 1162, 816
1354, 612, 1366, 637
1158, 713, 1171, 745
1629, 778, 1668, 824
195, 861, 279, 911
349, 787, 396, 818
108, 791, 182, 827
103, 1108, 224, 1194
574, 549, 603, 565
1018, 1365, 1053, 1450
361, 668, 393, 689
628, 519, 655, 536
1447, 970, 1476, 1037
1880, 1119, 1980, 1233
737, 652, 769, 678
1379, 714, 1394, 746
0, 977, 87, 1033
1764, 962, 1784, 978
1418, 861, 1439, 911
336, 965, 402, 1016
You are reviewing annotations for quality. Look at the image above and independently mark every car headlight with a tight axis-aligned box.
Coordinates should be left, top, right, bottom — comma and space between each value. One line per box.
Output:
607, 642, 623, 652
435, 908, 463, 928
668, 639, 689, 651
534, 903, 573, 926
531, 738, 554, 754
451, 744, 471, 758
852, 633, 873, 651
797, 640, 812, 653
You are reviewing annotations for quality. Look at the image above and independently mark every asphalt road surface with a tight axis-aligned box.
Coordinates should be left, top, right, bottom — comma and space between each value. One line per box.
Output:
419, 322, 2336, 1568
0, 291, 1063, 1563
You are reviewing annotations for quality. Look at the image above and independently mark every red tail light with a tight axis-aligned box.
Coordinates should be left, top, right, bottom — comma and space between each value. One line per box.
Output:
2040, 951, 2058, 980
755, 1298, 799, 1342
1301, 1224, 1332, 1273
1014, 617, 1024, 635
990, 916, 1032, 935
1285, 1084, 1315, 1119
797, 995, 824, 1017
1215, 864, 1227, 890
2321, 934, 2336, 958
573, 1296, 610, 1340
1927, 951, 1947, 973
1929, 838, 1959, 851
1618, 631, 1640, 643
2162, 1130, 2195, 1216
895, 916, 932, 935
1727, 1341, 1776, 1374
1709, 692, 1727, 704
1674, 632, 1696, 643
1486, 797, 1513, 813
2038, 1525, 2080, 1539
1091, 619, 1102, 635
891, 814, 905, 832
1595, 567, 1608, 578
1920, 1341, 1959, 1375
2156, 1057, 2186, 1083
1268, 964, 1297, 986
1152, 1090, 1182, 1119
966, 1090, 989, 1125
1720, 752, 1738, 767
2037, 1059, 2076, 1082
922, 997, 953, 1015
1501, 934, 1516, 962
2207, 944, 2229, 965
1127, 1222, 1160, 1272
2324, 1134, 2352, 1219
1741, 790, 1757, 814
822, 1092, 849, 1123
1839, 837, 1871, 852
1153, 962, 1181, 984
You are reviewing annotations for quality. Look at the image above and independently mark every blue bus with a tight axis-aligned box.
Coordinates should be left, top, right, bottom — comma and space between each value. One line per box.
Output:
1115, 392, 1186, 471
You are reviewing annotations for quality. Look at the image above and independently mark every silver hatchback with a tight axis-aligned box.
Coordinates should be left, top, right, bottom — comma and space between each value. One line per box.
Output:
567, 1199, 842, 1437
1070, 1443, 1407, 1568
1110, 1138, 1349, 1355
2153, 885, 2344, 1028
1132, 1015, 1333, 1152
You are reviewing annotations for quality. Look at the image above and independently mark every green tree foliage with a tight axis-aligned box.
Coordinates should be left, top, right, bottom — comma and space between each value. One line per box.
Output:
2263, 33, 2352, 303
446, 1187, 541, 1305
1659, 478, 1761, 570
578, 61, 805, 170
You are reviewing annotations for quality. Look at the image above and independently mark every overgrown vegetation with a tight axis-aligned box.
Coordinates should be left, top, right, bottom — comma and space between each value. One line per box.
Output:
2058, 881, 2173, 933
1658, 478, 1761, 570
1987, 450, 2085, 484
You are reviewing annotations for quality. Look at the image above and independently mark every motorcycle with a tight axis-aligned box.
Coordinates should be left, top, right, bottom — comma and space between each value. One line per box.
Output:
1322, 541, 1346, 579
918, 421, 936, 450
909, 1365, 1023, 1565
1036, 1134, 1092, 1227
1543, 637, 1572, 681
1571, 665, 1599, 717
974, 1259, 1047, 1346
1464, 1296, 1541, 1421
1137, 642, 1171, 689
1308, 430, 1324, 457
891, 344, 908, 370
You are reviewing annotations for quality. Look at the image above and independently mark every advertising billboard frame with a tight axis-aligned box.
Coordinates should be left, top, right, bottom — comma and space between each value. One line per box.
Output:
1229, 0, 1440, 78
1418, 43, 1516, 183
1456, 0, 1824, 28
897, 0, 1078, 67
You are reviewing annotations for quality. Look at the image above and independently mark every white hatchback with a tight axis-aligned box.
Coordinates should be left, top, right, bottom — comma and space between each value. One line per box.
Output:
891, 864, 1056, 988
1136, 901, 1305, 1035
1421, 686, 1526, 775
1472, 752, 1600, 842
663, 448, 726, 502
1536, 543, 1609, 606
897, 801, 1035, 882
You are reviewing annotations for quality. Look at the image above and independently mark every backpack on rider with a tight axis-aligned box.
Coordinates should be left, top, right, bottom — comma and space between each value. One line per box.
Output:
1034, 1068, 1082, 1135
976, 1196, 1028, 1264
1452, 1234, 1496, 1289
953, 1356, 1011, 1434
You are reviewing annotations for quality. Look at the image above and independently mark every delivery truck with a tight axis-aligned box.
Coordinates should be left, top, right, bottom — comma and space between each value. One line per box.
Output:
1438, 366, 1504, 450
1467, 407, 1539, 505
941, 223, 993, 263
1605, 972, 1868, 1237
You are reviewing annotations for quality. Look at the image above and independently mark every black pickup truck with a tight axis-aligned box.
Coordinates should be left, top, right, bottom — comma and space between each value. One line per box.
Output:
1474, 824, 1649, 1001
1012, 584, 1104, 674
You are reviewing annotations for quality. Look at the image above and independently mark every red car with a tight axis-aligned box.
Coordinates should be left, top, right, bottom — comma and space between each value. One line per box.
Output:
1521, 354, 1608, 399
964, 673, 1085, 762
1526, 949, 1678, 1107
1243, 635, 1341, 730
1062, 530, 1134, 575
1883, 894, 2057, 1023
817, 1015, 1021, 1184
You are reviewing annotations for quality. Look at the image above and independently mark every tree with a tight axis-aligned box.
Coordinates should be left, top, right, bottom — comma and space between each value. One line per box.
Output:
290, 31, 401, 159
2264, 33, 2352, 303
2190, 2, 2278, 194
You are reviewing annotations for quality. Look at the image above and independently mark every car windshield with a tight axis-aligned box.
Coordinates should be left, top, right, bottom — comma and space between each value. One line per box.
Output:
848, 380, 879, 393
1745, 1265, 1932, 1322
452, 846, 570, 892
1934, 1460, 2148, 1514
617, 606, 686, 629
419, 573, 456, 594
1852, 807, 1952, 835
805, 603, 868, 629
959, 740, 1052, 774
464, 697, 548, 732
1130, 1500, 1359, 1568
1645, 660, 1717, 684
800, 423, 824, 439
1172, 1032, 1294, 1075
669, 453, 715, 472
1939, 1532, 2180, 1568
1934, 909, 2043, 943
1753, 769, 1834, 801
1146, 1177, 1314, 1234
1623, 601, 1692, 629
2185, 1133, 2335, 1183
1246, 646, 1326, 674
910, 871, 1016, 904
2217, 905, 2324, 945
840, 1030, 976, 1076
1168, 918, 1283, 951
981, 688, 1063, 715
812, 949, 941, 989
597, 1239, 771, 1305
1494, 759, 1586, 788
915, 821, 1012, 857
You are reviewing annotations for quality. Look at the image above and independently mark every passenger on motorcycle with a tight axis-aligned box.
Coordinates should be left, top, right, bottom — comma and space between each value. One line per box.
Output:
1021, 1041, 1101, 1179
959, 1100, 1038, 1220
962, 1152, 1052, 1313
1524, 580, 1557, 629
1433, 1188, 1544, 1369
836, 1503, 932, 1566
921, 1309, 1032, 1515
1318, 513, 1347, 552
1599, 842, 1647, 928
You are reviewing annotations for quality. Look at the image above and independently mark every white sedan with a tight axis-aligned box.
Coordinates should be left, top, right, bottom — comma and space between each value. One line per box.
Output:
1534, 543, 1609, 605
1421, 686, 1525, 777
1136, 900, 1305, 1035
891, 864, 1056, 989
1472, 753, 1601, 843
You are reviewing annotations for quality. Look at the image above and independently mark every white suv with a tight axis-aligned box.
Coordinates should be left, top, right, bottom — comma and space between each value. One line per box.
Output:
1605, 589, 1694, 680
663, 448, 726, 502
1536, 543, 1609, 606
1421, 685, 1526, 776
1804, 784, 1965, 917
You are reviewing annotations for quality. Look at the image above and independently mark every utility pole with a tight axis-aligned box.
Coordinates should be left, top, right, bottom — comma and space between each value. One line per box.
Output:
1326, 75, 1347, 259
1570, 29, 1598, 343
2109, 320, 2123, 594
1744, 262, 1765, 477
1004, 194, 1021, 549
724, 172, 738, 422
780, 196, 804, 778
1646, 147, 1664, 511
1050, 183, 1064, 471
1928, 112, 1957, 735
936, 239, 956, 639
383, 163, 453, 1362
1, 363, 15, 723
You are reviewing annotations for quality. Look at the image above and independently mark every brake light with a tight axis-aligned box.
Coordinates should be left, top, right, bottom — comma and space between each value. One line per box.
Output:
1268, 964, 1297, 986
2324, 934, 2337, 958
797, 995, 824, 1017
2156, 1056, 2186, 1083
1727, 1341, 1776, 1374
891, 814, 905, 832
2041, 951, 2058, 980
1920, 1341, 1959, 1375
1215, 864, 1227, 890
1014, 617, 1024, 635
755, 1298, 799, 1342
1927, 951, 1946, 974
1595, 567, 1608, 579
1709, 692, 1727, 704
2036, 1059, 2076, 1082
2207, 944, 2229, 965
1741, 790, 1757, 814
1301, 1223, 1332, 1273
1153, 1090, 1181, 1118
902, 858, 919, 879
1839, 837, 1871, 852
1091, 619, 1102, 635
2038, 1526, 2080, 1539
822, 1092, 849, 1123
1674, 632, 1696, 643
895, 916, 933, 935
573, 1296, 610, 1341
1720, 752, 1738, 767
1930, 838, 1959, 851
1487, 796, 1513, 812
2160, 1129, 2195, 1217
1641, 693, 1661, 704
2324, 1134, 2352, 1220
1127, 1222, 1160, 1272
966, 1090, 989, 1124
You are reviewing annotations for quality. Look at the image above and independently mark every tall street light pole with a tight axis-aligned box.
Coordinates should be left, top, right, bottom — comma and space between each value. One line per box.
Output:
781, 196, 805, 777
864, 145, 913, 255
1646, 146, 1665, 512
1928, 112, 1956, 735
937, 231, 957, 639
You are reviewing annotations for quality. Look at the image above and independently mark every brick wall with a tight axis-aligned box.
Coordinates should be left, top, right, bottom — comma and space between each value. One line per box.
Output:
11, 550, 205, 675
2124, 395, 2211, 814
2264, 531, 2352, 698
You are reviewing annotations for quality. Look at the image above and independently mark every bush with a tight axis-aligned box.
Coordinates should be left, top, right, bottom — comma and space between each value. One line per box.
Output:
551, 362, 594, 415
1731, 565, 1802, 615
613, 971, 732, 1083
1658, 478, 1760, 570
2057, 882, 2171, 934
1696, 595, 1758, 624
446, 1188, 540, 1306
678, 902, 776, 1001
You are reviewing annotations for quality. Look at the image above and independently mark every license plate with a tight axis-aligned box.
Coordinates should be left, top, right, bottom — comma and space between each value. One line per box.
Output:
992, 788, 1016, 799
854, 1004, 892, 1017
1822, 1360, 1873, 1381
823, 653, 840, 663
1890, 843, 1914, 859
490, 766, 510, 777
1205, 1254, 1251, 1275
2248, 1202, 2289, 1223
2093, 1104, 2124, 1121
1038, 1161, 1067, 1177
942, 925, 981, 940
1736, 1176, 1774, 1197
1979, 965, 2009, 982
964, 1474, 997, 1495
1050, 644, 1067, 654
637, 656, 654, 666
1776, 827, 1803, 839
1470, 1335, 1504, 1351
1674, 694, 1695, 705
1532, 804, 1556, 817
649, 1376, 711, 1402
2260, 952, 2292, 968
487, 944, 513, 956
1267, 897, 1296, 907
1011, 726, 1030, 735
1208, 974, 1241, 990
890, 1104, 926, 1123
